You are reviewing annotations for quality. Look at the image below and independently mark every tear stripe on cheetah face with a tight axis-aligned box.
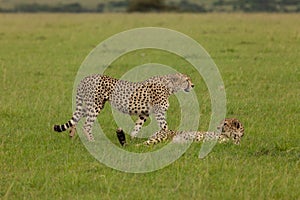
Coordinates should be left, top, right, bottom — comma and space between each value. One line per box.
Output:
53, 73, 194, 141
115, 118, 244, 146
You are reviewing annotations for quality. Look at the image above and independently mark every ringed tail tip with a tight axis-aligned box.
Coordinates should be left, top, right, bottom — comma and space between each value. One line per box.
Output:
53, 125, 63, 132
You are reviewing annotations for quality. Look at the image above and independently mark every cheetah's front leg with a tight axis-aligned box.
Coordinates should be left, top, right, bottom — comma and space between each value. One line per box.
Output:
153, 100, 169, 132
130, 114, 148, 138
154, 109, 168, 132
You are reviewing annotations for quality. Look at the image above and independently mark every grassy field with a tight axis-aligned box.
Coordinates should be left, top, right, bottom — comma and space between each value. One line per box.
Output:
0, 13, 299, 199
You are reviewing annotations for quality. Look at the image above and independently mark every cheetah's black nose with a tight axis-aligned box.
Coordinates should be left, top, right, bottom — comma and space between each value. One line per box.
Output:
191, 84, 194, 88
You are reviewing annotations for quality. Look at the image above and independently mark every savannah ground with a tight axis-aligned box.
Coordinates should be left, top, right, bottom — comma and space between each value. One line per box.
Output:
0, 13, 299, 199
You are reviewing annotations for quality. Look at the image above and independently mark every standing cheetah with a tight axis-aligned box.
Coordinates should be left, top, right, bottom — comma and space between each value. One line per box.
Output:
54, 73, 194, 141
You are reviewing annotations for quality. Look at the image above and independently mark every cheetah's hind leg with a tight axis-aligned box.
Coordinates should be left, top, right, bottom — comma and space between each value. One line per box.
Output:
69, 126, 77, 138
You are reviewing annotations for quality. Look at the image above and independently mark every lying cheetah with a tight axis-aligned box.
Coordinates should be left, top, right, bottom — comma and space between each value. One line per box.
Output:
116, 118, 244, 146
54, 73, 194, 141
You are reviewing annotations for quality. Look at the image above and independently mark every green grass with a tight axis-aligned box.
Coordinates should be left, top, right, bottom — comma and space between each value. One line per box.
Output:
0, 13, 299, 199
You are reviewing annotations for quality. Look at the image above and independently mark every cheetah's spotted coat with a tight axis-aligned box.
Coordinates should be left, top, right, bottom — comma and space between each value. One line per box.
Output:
54, 73, 194, 141
116, 118, 245, 146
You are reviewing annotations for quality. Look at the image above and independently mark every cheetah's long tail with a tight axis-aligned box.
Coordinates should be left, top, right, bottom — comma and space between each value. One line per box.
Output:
53, 118, 76, 132
53, 90, 84, 134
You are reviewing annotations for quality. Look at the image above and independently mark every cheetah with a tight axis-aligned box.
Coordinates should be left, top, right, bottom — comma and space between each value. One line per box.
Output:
53, 73, 194, 141
116, 118, 244, 146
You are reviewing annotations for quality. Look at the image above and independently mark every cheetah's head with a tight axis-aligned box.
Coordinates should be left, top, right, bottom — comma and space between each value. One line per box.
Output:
218, 118, 245, 145
169, 73, 194, 93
